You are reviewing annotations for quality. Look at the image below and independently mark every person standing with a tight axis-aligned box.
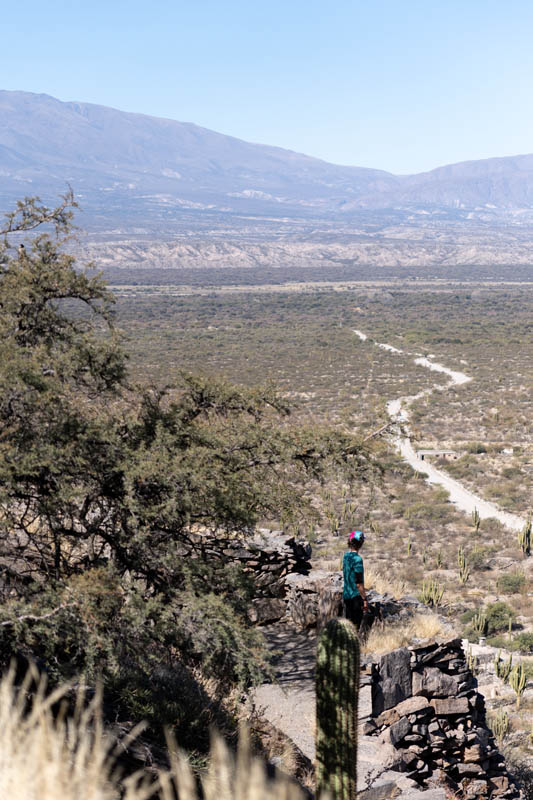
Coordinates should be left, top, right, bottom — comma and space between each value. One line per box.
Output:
343, 530, 368, 629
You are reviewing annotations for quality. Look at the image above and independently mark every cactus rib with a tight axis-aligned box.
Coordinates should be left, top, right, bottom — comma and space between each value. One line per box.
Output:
316, 618, 360, 800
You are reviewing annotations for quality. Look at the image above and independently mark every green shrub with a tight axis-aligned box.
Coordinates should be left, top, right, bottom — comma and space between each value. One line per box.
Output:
483, 518, 505, 534
485, 601, 515, 633
498, 572, 526, 595
502, 466, 522, 480
460, 609, 476, 626
514, 633, 533, 654
466, 442, 487, 454
468, 546, 492, 571
487, 635, 519, 651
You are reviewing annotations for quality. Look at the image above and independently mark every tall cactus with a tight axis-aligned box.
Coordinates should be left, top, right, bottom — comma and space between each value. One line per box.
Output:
518, 513, 532, 557
457, 545, 471, 585
472, 610, 487, 637
490, 709, 510, 746
316, 617, 360, 800
420, 578, 444, 608
509, 662, 527, 709
494, 650, 513, 682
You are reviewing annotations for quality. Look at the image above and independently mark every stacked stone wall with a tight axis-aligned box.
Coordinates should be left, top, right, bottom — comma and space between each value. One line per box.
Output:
359, 637, 519, 799
181, 530, 312, 623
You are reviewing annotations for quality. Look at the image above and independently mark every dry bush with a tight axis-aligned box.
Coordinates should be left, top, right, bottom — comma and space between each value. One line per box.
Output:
362, 613, 444, 654
162, 731, 308, 800
314, 558, 342, 572
365, 566, 407, 600
0, 669, 307, 800
0, 668, 129, 800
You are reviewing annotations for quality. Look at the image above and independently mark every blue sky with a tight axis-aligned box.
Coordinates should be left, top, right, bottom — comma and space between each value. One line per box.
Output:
3, 0, 533, 173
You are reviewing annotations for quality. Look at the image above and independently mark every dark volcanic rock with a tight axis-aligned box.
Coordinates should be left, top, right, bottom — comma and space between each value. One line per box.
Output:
373, 647, 412, 715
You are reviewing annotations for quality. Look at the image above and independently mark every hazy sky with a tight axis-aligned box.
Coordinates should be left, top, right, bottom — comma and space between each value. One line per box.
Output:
3, 0, 533, 174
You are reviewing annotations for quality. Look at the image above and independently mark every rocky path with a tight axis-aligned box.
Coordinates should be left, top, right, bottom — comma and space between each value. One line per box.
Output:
252, 624, 317, 761
353, 329, 525, 532
252, 623, 448, 799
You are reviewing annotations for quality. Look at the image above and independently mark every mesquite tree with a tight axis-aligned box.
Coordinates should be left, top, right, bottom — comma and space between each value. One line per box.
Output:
0, 194, 375, 743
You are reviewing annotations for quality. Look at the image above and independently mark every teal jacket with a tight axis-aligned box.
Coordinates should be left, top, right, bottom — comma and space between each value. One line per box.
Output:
343, 551, 364, 599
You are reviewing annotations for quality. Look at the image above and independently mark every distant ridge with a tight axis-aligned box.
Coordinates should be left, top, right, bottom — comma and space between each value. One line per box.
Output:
3, 90, 533, 234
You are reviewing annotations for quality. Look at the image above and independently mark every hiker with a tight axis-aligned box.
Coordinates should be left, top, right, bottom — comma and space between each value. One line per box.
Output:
342, 530, 368, 629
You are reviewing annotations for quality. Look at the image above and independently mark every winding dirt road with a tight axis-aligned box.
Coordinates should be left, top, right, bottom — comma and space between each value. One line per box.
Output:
353, 329, 525, 532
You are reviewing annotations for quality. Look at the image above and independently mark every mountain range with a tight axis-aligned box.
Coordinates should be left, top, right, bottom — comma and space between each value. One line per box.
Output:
2, 90, 533, 272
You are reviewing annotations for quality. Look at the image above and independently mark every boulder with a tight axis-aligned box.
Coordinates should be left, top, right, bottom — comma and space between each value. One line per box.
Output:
430, 697, 470, 716
394, 695, 432, 716
362, 720, 377, 735
373, 647, 412, 715
248, 598, 287, 624
456, 762, 483, 777
285, 591, 318, 630
389, 716, 411, 746
375, 695, 430, 727
413, 667, 460, 698
489, 775, 509, 794
285, 570, 341, 629
463, 744, 483, 762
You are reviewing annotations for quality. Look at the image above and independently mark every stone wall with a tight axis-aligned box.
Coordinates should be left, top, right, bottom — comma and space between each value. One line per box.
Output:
179, 530, 312, 624
358, 636, 519, 799
284, 569, 420, 631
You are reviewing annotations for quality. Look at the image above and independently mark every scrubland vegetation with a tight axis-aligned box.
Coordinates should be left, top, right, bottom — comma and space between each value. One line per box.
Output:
112, 277, 533, 652
3, 192, 533, 794
0, 195, 373, 789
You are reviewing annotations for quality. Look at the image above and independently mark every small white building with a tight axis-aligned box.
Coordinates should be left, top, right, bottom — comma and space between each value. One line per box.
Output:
416, 449, 459, 461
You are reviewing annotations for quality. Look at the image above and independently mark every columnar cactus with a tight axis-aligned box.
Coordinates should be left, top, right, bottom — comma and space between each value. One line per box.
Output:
315, 617, 360, 800
518, 513, 532, 557
494, 650, 513, 682
420, 578, 444, 608
457, 545, 471, 585
510, 662, 527, 709
490, 708, 510, 746
472, 610, 487, 637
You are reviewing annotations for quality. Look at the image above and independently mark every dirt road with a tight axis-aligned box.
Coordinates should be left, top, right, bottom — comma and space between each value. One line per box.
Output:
353, 329, 525, 532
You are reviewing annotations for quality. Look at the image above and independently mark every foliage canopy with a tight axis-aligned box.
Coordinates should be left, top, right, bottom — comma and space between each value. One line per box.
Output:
0, 194, 374, 746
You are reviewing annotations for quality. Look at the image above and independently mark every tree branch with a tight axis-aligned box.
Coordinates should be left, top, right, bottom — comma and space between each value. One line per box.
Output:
363, 422, 392, 441
0, 602, 77, 627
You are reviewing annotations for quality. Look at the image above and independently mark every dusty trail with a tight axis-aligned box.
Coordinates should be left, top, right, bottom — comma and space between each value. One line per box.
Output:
251, 329, 526, 788
353, 329, 525, 532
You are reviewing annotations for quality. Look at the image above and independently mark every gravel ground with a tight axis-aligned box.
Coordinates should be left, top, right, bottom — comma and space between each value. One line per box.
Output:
251, 623, 317, 760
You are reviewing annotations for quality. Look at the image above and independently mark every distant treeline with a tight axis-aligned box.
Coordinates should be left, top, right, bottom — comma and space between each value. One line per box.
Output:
93, 263, 533, 287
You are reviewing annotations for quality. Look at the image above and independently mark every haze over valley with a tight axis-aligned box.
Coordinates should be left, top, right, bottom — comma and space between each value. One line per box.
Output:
3, 90, 533, 277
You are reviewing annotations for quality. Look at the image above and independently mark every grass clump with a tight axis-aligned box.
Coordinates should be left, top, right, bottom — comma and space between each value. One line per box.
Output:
0, 669, 127, 800
0, 669, 307, 800
365, 567, 407, 600
363, 613, 443, 654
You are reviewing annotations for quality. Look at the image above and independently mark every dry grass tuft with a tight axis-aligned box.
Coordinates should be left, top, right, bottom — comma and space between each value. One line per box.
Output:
365, 567, 407, 600
0, 667, 133, 800
0, 668, 308, 800
162, 730, 307, 800
362, 613, 445, 654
